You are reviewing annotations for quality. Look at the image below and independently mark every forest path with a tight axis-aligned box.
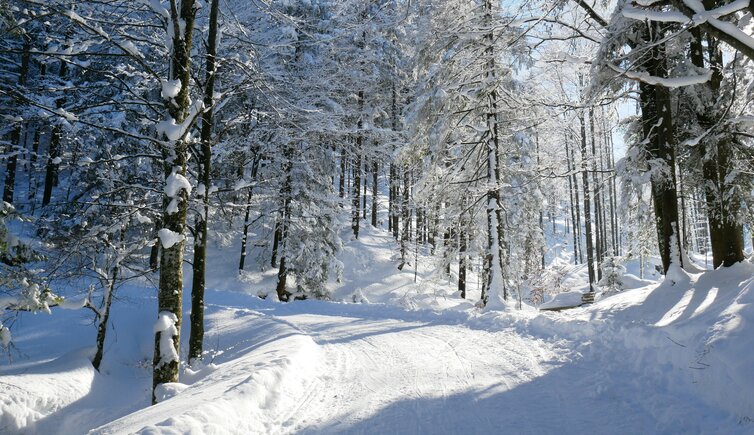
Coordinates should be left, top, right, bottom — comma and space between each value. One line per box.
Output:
264, 303, 674, 434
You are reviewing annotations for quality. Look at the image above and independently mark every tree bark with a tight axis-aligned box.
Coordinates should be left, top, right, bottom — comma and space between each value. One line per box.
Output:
399, 166, 410, 269
691, 30, 744, 268
188, 0, 220, 364
579, 112, 596, 291
274, 146, 293, 302
458, 222, 467, 299
565, 134, 581, 264
239, 155, 261, 272
4, 42, 31, 205
153, 0, 197, 405
482, 0, 506, 305
371, 160, 378, 227
92, 266, 118, 371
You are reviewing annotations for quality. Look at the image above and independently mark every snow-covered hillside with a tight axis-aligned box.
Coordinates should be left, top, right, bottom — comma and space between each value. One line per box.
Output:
2, 225, 754, 434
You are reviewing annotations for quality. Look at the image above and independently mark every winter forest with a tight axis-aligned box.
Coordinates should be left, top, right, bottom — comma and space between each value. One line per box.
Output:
2, 0, 754, 433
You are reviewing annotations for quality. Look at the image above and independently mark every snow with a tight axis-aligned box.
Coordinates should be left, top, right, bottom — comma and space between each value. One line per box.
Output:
623, 5, 689, 23
145, 0, 170, 19
607, 62, 713, 88
539, 290, 585, 310
155, 118, 182, 141
157, 228, 184, 249
154, 311, 179, 367
160, 79, 182, 100
4, 223, 754, 434
164, 172, 192, 197
0, 323, 10, 347
155, 100, 203, 142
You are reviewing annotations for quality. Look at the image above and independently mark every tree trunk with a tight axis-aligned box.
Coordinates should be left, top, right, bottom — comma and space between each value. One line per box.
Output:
399, 166, 410, 269
579, 112, 596, 291
4, 42, 31, 205
352, 92, 364, 239
458, 223, 467, 299
692, 31, 744, 268
239, 155, 261, 272
92, 266, 118, 371
188, 0, 220, 364
371, 160, 378, 227
153, 0, 197, 405
589, 109, 603, 280
362, 158, 367, 221
42, 124, 60, 207
481, 0, 506, 306
339, 148, 346, 199
638, 25, 683, 274
565, 134, 580, 264
271, 213, 282, 267
274, 147, 293, 302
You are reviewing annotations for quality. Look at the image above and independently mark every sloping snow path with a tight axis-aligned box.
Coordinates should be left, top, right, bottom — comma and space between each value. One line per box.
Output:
89, 295, 748, 434
90, 300, 570, 434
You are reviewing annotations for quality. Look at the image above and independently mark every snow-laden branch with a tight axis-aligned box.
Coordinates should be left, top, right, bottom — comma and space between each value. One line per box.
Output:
607, 62, 712, 87
621, 0, 754, 60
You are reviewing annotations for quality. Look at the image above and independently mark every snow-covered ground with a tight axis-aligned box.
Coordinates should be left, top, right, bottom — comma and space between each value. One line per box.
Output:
2, 225, 754, 434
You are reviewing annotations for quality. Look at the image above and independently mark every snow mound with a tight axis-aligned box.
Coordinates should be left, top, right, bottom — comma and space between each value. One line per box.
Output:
0, 348, 96, 433
93, 308, 323, 434
539, 290, 585, 310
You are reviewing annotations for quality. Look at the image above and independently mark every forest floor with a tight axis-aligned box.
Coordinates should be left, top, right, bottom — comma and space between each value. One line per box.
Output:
2, 225, 754, 434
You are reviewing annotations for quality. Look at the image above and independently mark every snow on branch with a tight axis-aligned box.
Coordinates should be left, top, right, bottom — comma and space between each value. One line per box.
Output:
622, 5, 688, 23
621, 0, 754, 60
607, 62, 712, 88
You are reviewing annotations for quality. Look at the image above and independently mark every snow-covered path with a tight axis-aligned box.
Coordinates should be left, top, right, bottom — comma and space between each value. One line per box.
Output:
5, 225, 754, 434
286, 311, 562, 433
7, 289, 753, 434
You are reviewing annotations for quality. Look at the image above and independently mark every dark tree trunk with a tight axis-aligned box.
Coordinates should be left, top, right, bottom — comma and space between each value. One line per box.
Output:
27, 128, 41, 206
565, 133, 581, 264
4, 42, 31, 205
388, 162, 394, 233
443, 227, 451, 276
691, 31, 744, 268
188, 0, 220, 364
92, 266, 118, 371
352, 90, 364, 239
274, 147, 293, 302
42, 124, 60, 207
352, 149, 362, 239
458, 224, 467, 299
579, 112, 596, 291
589, 109, 603, 280
239, 155, 261, 272
339, 148, 346, 199
371, 160, 378, 227
362, 158, 367, 221
3, 126, 21, 205
271, 214, 282, 268
399, 166, 410, 269
635, 25, 683, 274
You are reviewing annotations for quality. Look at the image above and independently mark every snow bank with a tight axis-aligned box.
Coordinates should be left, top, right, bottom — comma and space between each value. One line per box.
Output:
93, 308, 324, 434
0, 348, 96, 433
482, 262, 754, 424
